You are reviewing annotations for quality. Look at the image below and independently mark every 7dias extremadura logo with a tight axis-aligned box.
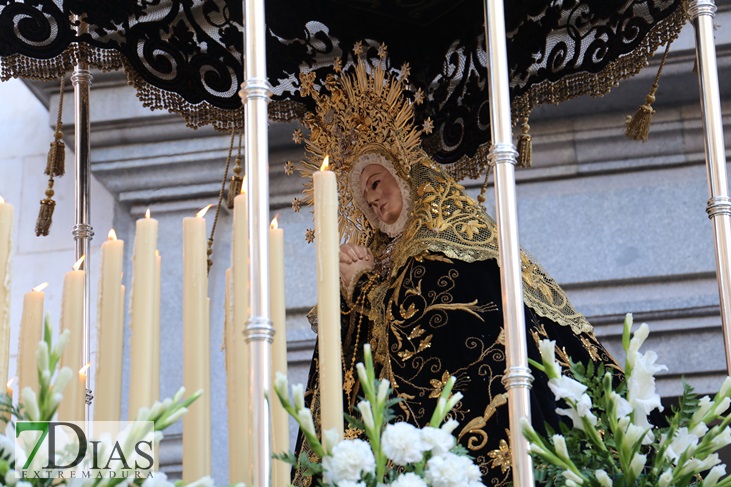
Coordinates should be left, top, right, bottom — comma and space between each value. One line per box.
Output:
15, 421, 155, 480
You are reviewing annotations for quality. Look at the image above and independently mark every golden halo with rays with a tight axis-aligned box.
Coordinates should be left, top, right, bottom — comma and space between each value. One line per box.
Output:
288, 43, 432, 245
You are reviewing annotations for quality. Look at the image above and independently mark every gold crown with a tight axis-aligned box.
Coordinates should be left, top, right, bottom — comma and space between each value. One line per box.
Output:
287, 43, 433, 245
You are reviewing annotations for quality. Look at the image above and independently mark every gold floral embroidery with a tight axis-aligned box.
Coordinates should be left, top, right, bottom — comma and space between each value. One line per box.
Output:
458, 393, 508, 450
429, 371, 451, 399
487, 432, 512, 474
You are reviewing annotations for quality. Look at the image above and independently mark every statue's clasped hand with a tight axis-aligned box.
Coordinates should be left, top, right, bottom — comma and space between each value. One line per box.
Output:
339, 243, 374, 288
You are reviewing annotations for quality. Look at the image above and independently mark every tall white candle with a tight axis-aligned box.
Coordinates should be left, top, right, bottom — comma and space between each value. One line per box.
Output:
182, 205, 211, 481
269, 216, 291, 484
59, 256, 86, 421
152, 251, 161, 402
313, 157, 344, 437
230, 188, 251, 484
129, 209, 158, 419
95, 230, 124, 421
18, 282, 47, 394
0, 196, 14, 389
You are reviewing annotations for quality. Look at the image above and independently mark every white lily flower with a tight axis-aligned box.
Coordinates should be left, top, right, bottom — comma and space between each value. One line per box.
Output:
54, 329, 70, 357
627, 323, 650, 370
298, 408, 316, 436
610, 391, 632, 419
377, 379, 390, 403
36, 341, 49, 372
562, 470, 584, 485
356, 363, 368, 384
623, 423, 648, 451
53, 366, 73, 393
658, 470, 674, 487
711, 426, 731, 450
441, 418, 459, 434
716, 397, 731, 416
172, 386, 186, 404
719, 377, 731, 398
539, 340, 561, 379
693, 396, 714, 424
703, 464, 727, 487
323, 427, 341, 454
553, 434, 569, 460
292, 383, 305, 411
21, 387, 40, 420
630, 453, 647, 478
664, 428, 699, 464
548, 375, 587, 403
357, 400, 375, 430
446, 392, 463, 412
595, 469, 612, 487
274, 372, 288, 399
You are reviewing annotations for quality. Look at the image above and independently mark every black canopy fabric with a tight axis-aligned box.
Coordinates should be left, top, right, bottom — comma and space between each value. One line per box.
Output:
0, 0, 686, 176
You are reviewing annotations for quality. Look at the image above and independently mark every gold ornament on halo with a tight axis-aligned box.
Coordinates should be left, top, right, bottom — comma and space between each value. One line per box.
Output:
288, 43, 429, 245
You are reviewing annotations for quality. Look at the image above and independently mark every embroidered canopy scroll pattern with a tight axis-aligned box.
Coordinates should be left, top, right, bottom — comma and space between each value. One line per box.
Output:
0, 0, 685, 174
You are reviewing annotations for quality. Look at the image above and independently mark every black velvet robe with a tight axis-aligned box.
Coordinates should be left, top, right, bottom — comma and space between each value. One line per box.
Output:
293, 250, 619, 486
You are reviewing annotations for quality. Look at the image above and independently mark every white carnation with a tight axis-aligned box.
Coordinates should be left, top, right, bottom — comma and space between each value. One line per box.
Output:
425, 453, 479, 487
322, 439, 375, 484
381, 423, 428, 466
421, 426, 455, 456
391, 472, 428, 487
186, 476, 214, 487
141, 472, 175, 487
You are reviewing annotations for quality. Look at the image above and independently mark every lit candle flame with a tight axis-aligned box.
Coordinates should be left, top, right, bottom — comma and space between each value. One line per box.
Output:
270, 214, 279, 230
32, 282, 49, 293
241, 175, 247, 194
196, 204, 213, 218
7, 377, 15, 389
79, 362, 92, 378
0, 195, 5, 204
73, 255, 86, 271
145, 208, 151, 219
320, 156, 330, 172
108, 228, 117, 241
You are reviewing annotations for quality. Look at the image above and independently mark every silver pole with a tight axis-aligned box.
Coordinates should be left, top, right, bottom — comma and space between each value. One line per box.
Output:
240, 0, 274, 485
71, 28, 94, 426
689, 0, 731, 374
482, 1, 534, 485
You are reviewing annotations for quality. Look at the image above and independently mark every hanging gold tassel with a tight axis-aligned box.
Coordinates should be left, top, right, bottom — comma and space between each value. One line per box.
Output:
625, 46, 671, 143
516, 117, 532, 168
45, 77, 66, 177
35, 179, 56, 237
227, 157, 243, 209
226, 130, 244, 209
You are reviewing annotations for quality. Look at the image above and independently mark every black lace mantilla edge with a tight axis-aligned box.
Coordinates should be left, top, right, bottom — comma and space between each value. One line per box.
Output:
0, 5, 687, 171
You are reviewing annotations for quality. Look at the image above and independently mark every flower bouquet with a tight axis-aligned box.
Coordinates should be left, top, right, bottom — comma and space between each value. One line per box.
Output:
0, 316, 208, 487
273, 344, 486, 487
523, 313, 731, 487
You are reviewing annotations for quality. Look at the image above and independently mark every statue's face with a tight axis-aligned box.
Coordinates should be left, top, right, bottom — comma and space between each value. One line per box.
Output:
359, 163, 403, 225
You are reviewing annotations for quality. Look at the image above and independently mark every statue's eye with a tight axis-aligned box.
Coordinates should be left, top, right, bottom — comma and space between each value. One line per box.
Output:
371, 180, 380, 190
